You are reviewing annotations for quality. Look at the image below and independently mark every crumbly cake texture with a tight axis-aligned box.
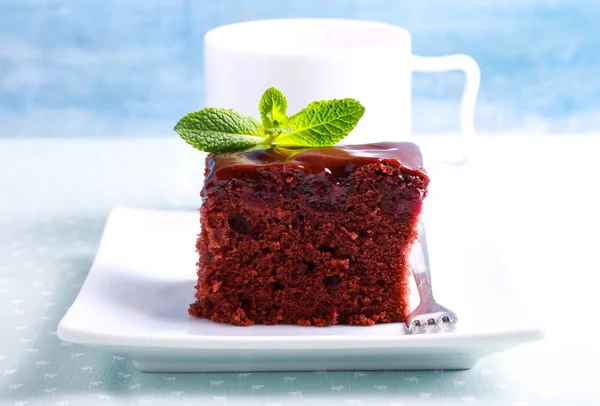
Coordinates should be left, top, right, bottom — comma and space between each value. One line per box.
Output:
189, 143, 429, 326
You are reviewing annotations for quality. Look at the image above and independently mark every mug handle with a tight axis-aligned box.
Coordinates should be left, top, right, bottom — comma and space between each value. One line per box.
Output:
412, 54, 481, 162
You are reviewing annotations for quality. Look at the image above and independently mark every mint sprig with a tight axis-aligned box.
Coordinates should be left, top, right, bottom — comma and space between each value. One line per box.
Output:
174, 87, 365, 153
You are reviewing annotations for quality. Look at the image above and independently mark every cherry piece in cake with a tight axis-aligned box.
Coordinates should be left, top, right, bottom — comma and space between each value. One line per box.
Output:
189, 142, 429, 326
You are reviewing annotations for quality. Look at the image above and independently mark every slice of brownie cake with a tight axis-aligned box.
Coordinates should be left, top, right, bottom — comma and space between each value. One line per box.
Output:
189, 141, 429, 326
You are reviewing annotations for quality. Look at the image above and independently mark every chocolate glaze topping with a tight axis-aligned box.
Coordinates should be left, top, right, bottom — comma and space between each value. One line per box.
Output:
205, 142, 426, 184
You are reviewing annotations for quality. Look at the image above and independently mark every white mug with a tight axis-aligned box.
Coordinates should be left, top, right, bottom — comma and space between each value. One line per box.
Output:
204, 18, 480, 161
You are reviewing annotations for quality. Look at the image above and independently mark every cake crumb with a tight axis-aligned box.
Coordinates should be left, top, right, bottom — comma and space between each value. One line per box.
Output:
379, 163, 394, 175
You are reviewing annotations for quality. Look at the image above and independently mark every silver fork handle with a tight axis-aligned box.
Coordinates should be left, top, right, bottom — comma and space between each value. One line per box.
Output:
410, 219, 434, 302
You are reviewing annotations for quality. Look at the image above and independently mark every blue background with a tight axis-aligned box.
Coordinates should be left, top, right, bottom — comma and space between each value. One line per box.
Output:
1, 0, 598, 137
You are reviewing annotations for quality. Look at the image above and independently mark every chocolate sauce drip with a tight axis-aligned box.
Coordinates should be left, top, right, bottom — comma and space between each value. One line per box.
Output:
205, 142, 425, 184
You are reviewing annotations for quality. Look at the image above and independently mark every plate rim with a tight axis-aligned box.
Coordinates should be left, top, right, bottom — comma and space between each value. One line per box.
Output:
57, 319, 544, 351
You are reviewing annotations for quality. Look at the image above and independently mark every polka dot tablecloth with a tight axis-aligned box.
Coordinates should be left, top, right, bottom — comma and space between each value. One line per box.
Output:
1, 136, 599, 406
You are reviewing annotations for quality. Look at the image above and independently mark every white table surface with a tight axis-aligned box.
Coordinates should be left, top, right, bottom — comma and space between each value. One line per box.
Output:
0, 134, 598, 405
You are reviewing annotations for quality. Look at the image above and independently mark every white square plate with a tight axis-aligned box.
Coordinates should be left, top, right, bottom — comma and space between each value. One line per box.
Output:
58, 206, 544, 372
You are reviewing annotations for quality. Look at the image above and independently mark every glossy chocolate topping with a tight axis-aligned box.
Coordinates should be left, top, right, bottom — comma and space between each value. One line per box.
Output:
205, 142, 425, 183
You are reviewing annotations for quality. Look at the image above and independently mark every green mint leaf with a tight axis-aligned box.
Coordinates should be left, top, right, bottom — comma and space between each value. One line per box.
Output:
174, 108, 266, 153
259, 87, 288, 131
274, 99, 365, 147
